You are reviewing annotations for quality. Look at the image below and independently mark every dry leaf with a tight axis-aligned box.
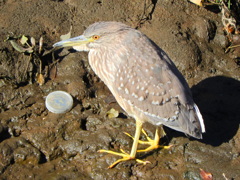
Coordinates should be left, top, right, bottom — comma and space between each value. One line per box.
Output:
20, 35, 28, 45
49, 64, 57, 80
60, 26, 72, 41
9, 40, 33, 53
200, 168, 213, 180
189, 0, 203, 6
39, 36, 43, 54
31, 37, 36, 47
10, 40, 27, 53
106, 108, 119, 118
36, 73, 45, 86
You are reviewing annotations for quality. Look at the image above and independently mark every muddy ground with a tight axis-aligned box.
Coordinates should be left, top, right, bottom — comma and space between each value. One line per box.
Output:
0, 0, 240, 179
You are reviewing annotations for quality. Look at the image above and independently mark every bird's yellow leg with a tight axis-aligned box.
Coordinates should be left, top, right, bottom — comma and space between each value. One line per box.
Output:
125, 127, 172, 153
98, 120, 150, 168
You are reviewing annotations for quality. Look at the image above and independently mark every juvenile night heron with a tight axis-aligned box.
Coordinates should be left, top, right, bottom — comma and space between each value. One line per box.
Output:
53, 21, 205, 168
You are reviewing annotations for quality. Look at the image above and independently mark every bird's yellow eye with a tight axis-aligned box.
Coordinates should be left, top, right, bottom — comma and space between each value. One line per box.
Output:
92, 35, 100, 40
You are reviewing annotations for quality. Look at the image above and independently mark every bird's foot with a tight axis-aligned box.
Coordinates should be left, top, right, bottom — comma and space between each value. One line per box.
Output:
125, 128, 172, 153
98, 148, 150, 168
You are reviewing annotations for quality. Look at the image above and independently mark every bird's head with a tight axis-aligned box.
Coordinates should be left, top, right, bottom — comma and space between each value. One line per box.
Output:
53, 21, 131, 51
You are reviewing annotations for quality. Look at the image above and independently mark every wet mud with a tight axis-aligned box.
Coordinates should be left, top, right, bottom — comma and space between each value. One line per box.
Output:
0, 0, 240, 179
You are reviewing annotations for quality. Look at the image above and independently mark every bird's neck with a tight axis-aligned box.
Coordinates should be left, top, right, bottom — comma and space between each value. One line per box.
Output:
88, 49, 118, 87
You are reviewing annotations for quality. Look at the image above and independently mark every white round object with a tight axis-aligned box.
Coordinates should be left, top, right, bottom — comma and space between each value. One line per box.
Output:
45, 91, 73, 114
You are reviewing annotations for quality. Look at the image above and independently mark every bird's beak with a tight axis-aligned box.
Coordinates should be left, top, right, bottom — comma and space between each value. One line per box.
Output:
53, 35, 91, 48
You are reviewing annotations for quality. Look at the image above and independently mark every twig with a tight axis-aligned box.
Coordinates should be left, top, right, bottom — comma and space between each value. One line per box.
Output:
225, 44, 240, 53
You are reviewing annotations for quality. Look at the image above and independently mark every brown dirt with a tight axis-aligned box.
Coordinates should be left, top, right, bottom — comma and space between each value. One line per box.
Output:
0, 0, 240, 179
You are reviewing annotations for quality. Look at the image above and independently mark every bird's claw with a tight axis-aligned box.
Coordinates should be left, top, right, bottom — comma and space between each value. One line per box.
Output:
125, 128, 171, 152
98, 149, 150, 168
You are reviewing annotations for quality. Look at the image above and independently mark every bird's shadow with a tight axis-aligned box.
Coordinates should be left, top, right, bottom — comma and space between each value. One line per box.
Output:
166, 76, 240, 146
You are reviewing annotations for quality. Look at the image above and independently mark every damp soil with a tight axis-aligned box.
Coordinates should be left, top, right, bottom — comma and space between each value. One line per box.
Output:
0, 0, 240, 179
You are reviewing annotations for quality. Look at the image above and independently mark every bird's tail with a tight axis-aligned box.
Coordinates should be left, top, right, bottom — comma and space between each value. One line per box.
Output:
194, 104, 205, 133
183, 103, 205, 139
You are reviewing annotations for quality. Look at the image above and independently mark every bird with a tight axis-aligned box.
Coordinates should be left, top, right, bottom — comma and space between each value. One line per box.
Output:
53, 21, 205, 168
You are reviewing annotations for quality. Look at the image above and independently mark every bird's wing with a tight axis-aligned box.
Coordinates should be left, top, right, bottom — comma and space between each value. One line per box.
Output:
113, 35, 203, 138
